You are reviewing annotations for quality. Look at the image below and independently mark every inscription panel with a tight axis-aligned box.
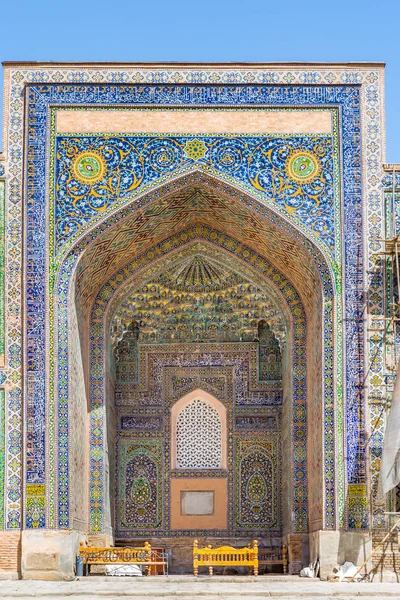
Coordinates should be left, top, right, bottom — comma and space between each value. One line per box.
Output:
181, 491, 215, 516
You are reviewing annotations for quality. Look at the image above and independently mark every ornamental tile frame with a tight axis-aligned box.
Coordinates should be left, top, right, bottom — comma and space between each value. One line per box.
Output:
0, 63, 387, 542
0, 388, 5, 529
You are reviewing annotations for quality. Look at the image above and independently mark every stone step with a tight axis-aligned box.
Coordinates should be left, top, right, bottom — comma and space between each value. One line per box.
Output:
9, 597, 400, 600
1, 577, 400, 599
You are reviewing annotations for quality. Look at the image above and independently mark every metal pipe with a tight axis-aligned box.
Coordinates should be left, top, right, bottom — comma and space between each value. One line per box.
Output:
392, 166, 396, 238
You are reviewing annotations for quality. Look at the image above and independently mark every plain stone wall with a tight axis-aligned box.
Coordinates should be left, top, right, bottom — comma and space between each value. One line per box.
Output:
21, 530, 86, 580
309, 530, 372, 580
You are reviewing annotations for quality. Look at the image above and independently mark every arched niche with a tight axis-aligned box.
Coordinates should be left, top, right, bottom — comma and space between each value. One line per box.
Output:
88, 231, 305, 539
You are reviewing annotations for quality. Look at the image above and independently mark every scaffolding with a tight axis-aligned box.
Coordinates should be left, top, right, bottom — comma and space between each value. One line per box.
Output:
374, 235, 400, 373
350, 168, 400, 580
369, 166, 400, 514
370, 167, 400, 396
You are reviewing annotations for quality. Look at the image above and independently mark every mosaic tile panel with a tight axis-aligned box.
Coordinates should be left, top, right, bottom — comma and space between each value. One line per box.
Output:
25, 484, 45, 529
114, 353, 281, 538
120, 415, 163, 431
118, 439, 163, 532
54, 133, 335, 253
5, 387, 21, 529
235, 436, 279, 529
115, 324, 139, 383
0, 181, 4, 367
114, 347, 282, 537
348, 484, 368, 529
235, 413, 279, 430
259, 322, 282, 381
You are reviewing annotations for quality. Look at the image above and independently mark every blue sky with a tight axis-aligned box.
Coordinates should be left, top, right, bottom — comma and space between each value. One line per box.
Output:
1, 0, 400, 161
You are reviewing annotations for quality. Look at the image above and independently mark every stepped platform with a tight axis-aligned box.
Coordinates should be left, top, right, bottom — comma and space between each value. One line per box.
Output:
1, 576, 400, 599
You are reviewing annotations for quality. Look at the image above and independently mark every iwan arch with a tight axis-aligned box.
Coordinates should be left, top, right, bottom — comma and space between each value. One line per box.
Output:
0, 62, 394, 579
66, 169, 330, 572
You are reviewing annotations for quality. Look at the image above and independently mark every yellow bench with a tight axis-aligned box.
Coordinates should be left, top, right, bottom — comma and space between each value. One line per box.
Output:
79, 542, 167, 575
193, 539, 258, 576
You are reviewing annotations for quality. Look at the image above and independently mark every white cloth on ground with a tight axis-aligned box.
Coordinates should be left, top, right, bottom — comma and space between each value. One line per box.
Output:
105, 564, 143, 576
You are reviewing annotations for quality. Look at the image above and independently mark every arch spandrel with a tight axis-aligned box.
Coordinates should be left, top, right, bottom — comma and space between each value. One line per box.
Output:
53, 127, 337, 261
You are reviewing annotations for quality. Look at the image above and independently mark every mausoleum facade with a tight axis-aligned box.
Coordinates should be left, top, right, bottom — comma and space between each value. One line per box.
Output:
0, 61, 397, 579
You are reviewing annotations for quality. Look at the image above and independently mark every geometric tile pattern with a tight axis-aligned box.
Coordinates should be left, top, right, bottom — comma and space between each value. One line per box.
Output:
348, 484, 368, 529
117, 439, 163, 532
175, 399, 222, 469
73, 180, 327, 307
0, 181, 4, 367
114, 345, 283, 537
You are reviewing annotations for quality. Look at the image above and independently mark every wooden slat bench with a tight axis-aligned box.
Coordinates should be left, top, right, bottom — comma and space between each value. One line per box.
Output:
79, 542, 168, 576
258, 544, 288, 574
193, 539, 258, 576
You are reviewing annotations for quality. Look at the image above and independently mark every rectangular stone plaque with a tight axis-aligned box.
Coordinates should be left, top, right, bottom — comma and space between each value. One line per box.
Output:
180, 491, 214, 516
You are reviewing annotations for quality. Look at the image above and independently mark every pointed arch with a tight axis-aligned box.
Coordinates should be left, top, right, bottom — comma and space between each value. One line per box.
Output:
53, 171, 336, 538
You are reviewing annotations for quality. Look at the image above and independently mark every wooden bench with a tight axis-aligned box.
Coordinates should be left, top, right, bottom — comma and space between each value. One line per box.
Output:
193, 539, 258, 576
79, 543, 168, 575
258, 544, 288, 574
148, 548, 168, 576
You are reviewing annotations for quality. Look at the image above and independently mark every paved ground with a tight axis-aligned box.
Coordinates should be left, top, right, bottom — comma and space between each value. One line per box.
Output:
1, 576, 400, 600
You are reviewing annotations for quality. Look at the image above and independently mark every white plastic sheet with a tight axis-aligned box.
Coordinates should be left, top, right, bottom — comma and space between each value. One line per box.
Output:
300, 559, 319, 578
379, 358, 400, 495
333, 561, 361, 581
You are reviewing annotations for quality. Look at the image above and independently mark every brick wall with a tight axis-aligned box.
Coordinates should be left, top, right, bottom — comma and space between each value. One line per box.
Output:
372, 531, 400, 576
0, 531, 21, 572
